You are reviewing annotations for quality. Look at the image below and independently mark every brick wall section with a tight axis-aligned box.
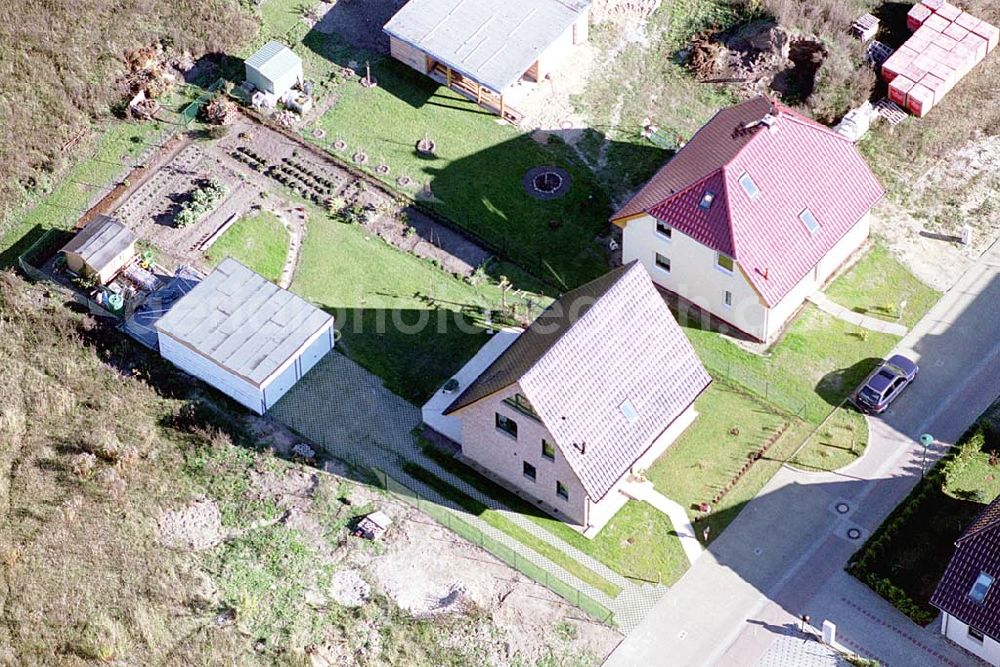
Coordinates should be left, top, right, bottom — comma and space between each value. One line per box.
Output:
459, 380, 589, 525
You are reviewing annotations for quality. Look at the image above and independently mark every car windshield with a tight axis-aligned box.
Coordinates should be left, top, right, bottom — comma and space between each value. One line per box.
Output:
860, 386, 882, 403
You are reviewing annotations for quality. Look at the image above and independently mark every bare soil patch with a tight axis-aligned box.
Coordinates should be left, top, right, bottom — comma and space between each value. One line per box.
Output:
158, 498, 224, 551
875, 134, 1000, 290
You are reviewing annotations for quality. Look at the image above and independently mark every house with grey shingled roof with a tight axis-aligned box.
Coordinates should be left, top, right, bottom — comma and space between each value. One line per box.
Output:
155, 258, 335, 414
931, 496, 1000, 665
427, 262, 711, 534
383, 0, 591, 121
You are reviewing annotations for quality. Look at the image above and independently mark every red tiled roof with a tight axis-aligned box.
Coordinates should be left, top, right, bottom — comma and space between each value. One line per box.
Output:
931, 497, 1000, 640
613, 96, 885, 306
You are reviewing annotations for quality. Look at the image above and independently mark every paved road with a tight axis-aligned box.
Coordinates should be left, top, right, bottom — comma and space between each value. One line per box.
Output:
606, 240, 1000, 667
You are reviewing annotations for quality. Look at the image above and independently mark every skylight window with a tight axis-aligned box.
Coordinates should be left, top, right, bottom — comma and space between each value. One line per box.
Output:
699, 191, 716, 210
620, 399, 639, 424
970, 572, 994, 604
799, 208, 821, 234
738, 172, 760, 199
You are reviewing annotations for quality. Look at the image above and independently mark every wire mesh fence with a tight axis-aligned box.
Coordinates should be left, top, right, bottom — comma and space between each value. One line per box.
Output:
374, 467, 615, 625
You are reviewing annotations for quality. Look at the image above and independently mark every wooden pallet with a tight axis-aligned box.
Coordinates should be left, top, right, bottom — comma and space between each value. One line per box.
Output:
874, 98, 908, 125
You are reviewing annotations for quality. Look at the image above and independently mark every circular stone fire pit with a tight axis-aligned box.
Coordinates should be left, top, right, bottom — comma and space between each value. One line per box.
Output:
523, 166, 571, 200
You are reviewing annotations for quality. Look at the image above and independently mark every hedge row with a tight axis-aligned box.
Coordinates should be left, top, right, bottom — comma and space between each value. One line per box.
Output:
847, 424, 988, 624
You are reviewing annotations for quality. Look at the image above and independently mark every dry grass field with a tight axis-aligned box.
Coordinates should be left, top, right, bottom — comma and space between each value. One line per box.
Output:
0, 0, 256, 228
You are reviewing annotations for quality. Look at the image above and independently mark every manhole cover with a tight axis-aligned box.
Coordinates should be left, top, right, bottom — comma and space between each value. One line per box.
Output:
753, 547, 763, 555
523, 166, 571, 200
847, 527, 862, 540
835, 502, 850, 514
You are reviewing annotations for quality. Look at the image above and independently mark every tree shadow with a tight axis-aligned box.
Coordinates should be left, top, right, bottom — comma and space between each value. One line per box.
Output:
815, 357, 882, 407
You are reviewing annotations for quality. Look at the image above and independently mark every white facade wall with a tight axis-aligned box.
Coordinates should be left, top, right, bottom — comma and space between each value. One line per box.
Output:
622, 214, 767, 339
158, 321, 334, 415
942, 613, 1000, 665
621, 212, 871, 341
246, 62, 303, 97
159, 333, 266, 413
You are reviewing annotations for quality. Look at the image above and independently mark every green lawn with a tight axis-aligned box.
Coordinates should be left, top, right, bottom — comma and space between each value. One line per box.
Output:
646, 382, 809, 541
849, 402, 1000, 624
789, 406, 868, 472
403, 462, 622, 598
291, 204, 552, 403
419, 443, 689, 586
824, 244, 941, 328
205, 210, 289, 282
0, 119, 169, 265
683, 306, 900, 423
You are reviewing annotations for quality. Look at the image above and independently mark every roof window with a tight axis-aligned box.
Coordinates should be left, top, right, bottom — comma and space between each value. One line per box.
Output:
970, 572, 994, 604
738, 172, 760, 200
699, 191, 716, 210
799, 208, 821, 234
620, 399, 639, 424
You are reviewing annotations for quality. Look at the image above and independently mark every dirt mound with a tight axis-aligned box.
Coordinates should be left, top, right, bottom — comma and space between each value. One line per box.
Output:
157, 498, 224, 551
688, 21, 826, 103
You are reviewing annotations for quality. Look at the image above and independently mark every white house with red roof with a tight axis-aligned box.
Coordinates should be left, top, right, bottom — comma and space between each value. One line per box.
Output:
611, 96, 885, 343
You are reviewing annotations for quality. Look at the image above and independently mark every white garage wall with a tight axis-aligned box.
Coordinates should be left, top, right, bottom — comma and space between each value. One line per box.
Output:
159, 333, 266, 414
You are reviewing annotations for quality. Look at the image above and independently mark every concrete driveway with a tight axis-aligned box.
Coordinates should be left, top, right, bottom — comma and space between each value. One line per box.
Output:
605, 241, 1000, 667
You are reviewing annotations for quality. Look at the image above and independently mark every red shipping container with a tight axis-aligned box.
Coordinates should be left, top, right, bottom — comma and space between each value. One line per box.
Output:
972, 21, 999, 51
955, 12, 981, 32
889, 75, 915, 106
925, 13, 952, 32
921, 73, 948, 104
923, 0, 944, 10
908, 3, 933, 30
943, 22, 970, 42
963, 31, 989, 61
907, 83, 935, 116
937, 2, 962, 21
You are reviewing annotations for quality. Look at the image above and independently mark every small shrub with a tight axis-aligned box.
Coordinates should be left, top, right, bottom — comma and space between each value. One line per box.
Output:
71, 452, 98, 480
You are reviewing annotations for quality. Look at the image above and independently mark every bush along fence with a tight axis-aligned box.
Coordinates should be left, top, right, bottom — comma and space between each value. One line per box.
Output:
370, 467, 616, 626
847, 424, 989, 625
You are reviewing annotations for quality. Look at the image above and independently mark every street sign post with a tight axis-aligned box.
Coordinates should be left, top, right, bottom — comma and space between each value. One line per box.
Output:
920, 433, 934, 477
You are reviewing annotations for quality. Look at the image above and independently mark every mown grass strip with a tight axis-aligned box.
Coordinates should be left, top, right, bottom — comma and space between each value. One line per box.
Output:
401, 462, 621, 598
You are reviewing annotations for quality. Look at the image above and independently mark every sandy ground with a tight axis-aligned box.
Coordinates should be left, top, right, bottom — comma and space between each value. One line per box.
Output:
157, 498, 224, 551
239, 415, 622, 666
875, 134, 1000, 291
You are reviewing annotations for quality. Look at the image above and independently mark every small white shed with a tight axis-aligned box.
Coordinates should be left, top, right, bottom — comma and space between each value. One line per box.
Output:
155, 258, 334, 414
245, 41, 303, 98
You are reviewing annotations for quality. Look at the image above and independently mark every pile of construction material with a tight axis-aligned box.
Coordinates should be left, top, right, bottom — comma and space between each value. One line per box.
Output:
881, 0, 998, 116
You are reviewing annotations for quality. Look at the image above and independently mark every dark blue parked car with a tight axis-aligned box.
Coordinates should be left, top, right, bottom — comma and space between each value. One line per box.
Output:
854, 354, 919, 414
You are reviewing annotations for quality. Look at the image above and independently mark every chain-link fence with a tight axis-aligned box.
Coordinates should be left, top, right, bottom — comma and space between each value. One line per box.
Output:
373, 467, 615, 625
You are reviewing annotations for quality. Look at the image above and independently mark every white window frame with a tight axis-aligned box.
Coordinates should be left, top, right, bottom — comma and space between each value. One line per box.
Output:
724, 290, 733, 308
738, 172, 760, 200
799, 207, 821, 234
556, 480, 569, 501
655, 252, 671, 274
715, 252, 734, 275
655, 219, 673, 241
968, 626, 985, 643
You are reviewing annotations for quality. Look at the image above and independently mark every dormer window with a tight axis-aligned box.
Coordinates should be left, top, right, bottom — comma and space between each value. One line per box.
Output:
655, 219, 672, 239
970, 572, 994, 604
699, 191, 715, 210
738, 172, 760, 199
799, 208, 821, 234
